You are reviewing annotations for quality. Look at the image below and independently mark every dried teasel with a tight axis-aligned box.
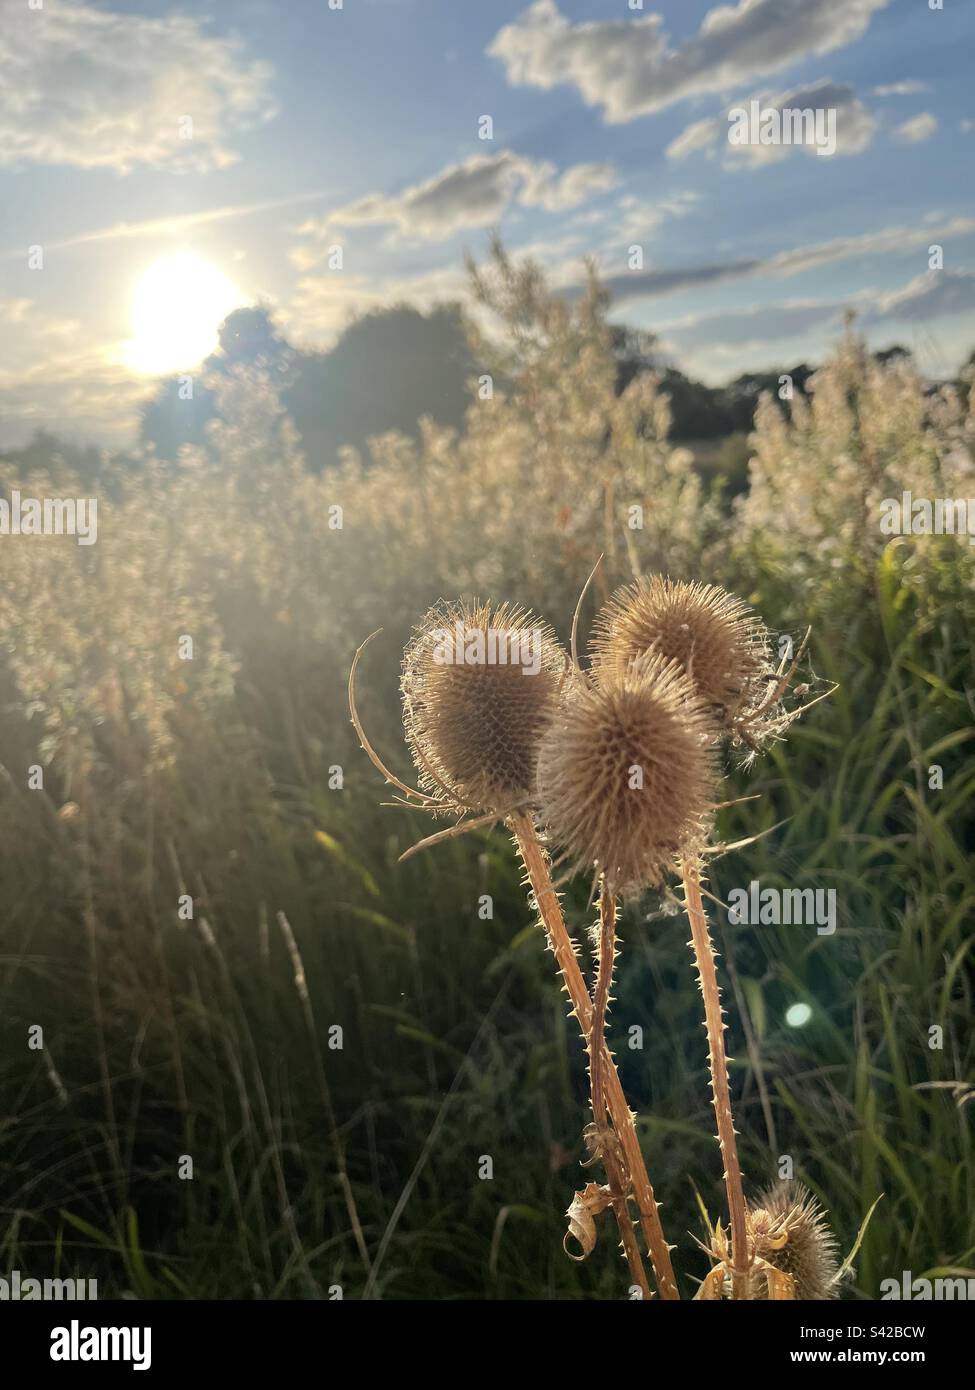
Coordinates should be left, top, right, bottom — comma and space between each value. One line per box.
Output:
349, 594, 681, 1299
696, 1180, 841, 1300
745, 1181, 841, 1300
536, 651, 717, 896
590, 576, 777, 742
400, 598, 567, 816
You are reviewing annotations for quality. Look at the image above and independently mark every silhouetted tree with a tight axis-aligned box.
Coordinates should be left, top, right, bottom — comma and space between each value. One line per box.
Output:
874, 344, 912, 366
218, 305, 290, 365
0, 430, 104, 490
140, 302, 476, 469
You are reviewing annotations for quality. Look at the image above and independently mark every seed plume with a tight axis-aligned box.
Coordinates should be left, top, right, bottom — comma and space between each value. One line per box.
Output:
401, 598, 565, 813
537, 652, 716, 895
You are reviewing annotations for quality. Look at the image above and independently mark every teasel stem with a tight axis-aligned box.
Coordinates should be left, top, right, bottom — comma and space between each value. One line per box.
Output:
599, 1132, 651, 1299
682, 852, 748, 1299
589, 876, 615, 1127
584, 875, 651, 1298
585, 879, 651, 1299
512, 811, 679, 1299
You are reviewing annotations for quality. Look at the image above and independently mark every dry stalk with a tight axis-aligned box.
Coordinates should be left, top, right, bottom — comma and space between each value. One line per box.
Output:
513, 811, 679, 1299
682, 852, 748, 1299
585, 874, 650, 1297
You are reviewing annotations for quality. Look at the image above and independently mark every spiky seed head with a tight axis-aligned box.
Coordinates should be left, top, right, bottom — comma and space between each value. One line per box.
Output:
536, 651, 717, 895
590, 577, 772, 731
401, 598, 566, 813
746, 1181, 841, 1300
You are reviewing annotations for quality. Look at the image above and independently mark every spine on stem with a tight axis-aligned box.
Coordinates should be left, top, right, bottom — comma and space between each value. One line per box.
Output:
513, 811, 678, 1300
682, 853, 749, 1299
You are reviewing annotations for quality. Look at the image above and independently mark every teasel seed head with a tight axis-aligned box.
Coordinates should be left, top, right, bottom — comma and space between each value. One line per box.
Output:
401, 598, 566, 814
590, 576, 773, 735
536, 651, 717, 896
746, 1181, 841, 1300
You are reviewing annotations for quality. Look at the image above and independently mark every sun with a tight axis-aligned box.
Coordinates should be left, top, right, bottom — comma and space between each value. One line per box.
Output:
125, 252, 242, 376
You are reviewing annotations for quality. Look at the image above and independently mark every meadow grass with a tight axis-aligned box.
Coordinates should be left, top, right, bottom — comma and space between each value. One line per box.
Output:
0, 253, 972, 1298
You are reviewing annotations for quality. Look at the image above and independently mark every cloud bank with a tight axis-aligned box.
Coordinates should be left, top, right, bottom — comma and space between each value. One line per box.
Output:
0, 0, 274, 173
294, 151, 617, 260
667, 80, 877, 166
489, 0, 890, 123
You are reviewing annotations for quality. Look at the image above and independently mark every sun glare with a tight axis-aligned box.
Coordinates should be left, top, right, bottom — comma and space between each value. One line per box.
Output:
125, 252, 242, 376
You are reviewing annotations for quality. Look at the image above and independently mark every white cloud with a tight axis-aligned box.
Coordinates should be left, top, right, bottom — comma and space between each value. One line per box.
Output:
599, 214, 975, 303
523, 160, 619, 211
610, 191, 702, 245
892, 112, 938, 145
294, 151, 617, 256
728, 81, 876, 165
659, 271, 975, 357
668, 80, 876, 166
489, 0, 890, 123
873, 80, 930, 96
0, 299, 150, 447
863, 269, 975, 324
766, 215, 968, 275
0, 0, 274, 173
0, 192, 329, 262
285, 275, 403, 348
666, 118, 719, 161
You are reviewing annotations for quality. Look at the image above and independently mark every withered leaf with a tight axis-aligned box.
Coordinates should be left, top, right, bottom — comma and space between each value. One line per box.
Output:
563, 1181, 613, 1262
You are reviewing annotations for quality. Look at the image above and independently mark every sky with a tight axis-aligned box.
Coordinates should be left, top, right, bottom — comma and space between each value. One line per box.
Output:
1, 0, 974, 447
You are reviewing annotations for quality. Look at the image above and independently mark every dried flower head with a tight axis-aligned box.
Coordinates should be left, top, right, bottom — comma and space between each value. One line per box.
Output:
590, 577, 773, 735
536, 651, 717, 895
401, 598, 566, 814
746, 1181, 841, 1300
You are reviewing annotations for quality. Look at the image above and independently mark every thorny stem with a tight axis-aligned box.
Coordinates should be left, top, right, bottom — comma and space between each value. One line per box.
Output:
682, 853, 749, 1300
599, 1138, 652, 1300
512, 811, 679, 1300
588, 879, 652, 1300
589, 878, 615, 1126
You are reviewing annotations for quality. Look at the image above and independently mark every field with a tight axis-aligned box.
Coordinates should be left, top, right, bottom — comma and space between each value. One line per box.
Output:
1, 250, 973, 1300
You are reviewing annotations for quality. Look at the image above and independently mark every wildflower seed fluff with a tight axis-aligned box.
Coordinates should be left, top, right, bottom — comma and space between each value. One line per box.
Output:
537, 652, 716, 894
401, 599, 566, 813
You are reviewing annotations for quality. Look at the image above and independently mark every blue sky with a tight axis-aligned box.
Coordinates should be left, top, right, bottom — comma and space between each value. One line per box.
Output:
1, 0, 974, 445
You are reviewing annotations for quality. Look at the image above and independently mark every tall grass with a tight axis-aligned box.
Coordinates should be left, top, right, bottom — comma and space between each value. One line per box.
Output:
0, 246, 972, 1297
